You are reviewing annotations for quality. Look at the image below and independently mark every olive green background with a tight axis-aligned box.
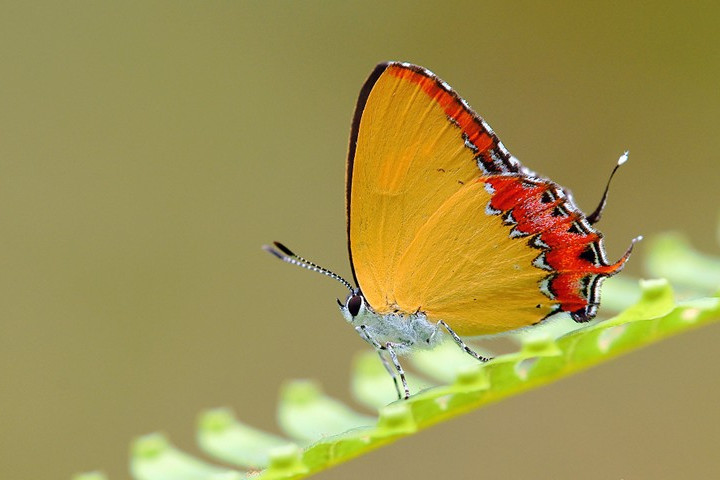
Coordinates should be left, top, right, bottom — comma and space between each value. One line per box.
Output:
1, 2, 718, 479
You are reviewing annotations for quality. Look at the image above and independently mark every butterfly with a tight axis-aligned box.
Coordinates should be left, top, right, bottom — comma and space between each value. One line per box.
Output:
265, 62, 639, 399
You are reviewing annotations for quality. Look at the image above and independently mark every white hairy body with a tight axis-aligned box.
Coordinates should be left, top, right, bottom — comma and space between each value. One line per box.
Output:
340, 294, 445, 355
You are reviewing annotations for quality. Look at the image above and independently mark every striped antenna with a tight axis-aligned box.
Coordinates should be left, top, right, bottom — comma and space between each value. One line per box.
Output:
263, 241, 354, 293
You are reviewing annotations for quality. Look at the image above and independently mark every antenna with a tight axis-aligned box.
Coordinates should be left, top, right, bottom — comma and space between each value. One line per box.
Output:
586, 151, 629, 225
263, 241, 355, 293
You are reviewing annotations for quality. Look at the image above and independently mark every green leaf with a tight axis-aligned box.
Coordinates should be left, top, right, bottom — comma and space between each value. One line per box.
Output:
72, 473, 109, 480
596, 275, 642, 312
130, 433, 244, 480
198, 408, 293, 469
76, 234, 720, 480
276, 381, 376, 443
645, 233, 720, 292
121, 281, 719, 480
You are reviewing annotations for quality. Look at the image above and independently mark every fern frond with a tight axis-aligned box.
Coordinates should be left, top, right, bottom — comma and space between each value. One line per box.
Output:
84, 234, 720, 479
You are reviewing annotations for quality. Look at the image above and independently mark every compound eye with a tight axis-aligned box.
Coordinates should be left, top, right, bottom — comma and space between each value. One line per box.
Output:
347, 295, 363, 317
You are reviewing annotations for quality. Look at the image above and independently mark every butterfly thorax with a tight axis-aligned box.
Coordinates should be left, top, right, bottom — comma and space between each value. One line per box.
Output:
340, 293, 442, 355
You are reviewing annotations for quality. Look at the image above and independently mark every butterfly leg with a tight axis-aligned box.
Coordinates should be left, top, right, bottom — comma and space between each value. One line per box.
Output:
384, 342, 410, 400
437, 320, 493, 363
376, 350, 403, 400
356, 325, 410, 400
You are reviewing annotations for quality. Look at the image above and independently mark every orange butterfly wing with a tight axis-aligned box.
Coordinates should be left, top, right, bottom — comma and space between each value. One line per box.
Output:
347, 63, 630, 336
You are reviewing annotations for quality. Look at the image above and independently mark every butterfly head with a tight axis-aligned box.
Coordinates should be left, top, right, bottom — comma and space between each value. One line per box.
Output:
338, 290, 372, 324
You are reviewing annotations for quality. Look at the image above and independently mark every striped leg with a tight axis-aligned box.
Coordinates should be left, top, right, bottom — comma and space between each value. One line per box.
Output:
384, 342, 410, 400
438, 320, 493, 363
376, 350, 402, 400
356, 325, 410, 400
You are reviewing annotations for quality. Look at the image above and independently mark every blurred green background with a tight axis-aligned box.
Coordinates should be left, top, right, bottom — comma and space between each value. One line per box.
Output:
1, 2, 718, 479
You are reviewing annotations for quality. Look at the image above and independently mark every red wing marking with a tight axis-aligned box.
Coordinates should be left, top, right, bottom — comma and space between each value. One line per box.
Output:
484, 175, 632, 320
